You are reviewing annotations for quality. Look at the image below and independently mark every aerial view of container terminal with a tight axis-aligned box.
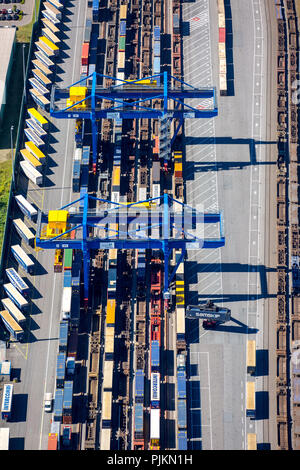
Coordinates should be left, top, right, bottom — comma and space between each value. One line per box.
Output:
0, 0, 299, 453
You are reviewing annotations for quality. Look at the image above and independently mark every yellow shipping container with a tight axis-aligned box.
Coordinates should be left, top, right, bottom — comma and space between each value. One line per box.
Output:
20, 149, 43, 170
247, 433, 257, 450
120, 4, 127, 19
106, 299, 116, 325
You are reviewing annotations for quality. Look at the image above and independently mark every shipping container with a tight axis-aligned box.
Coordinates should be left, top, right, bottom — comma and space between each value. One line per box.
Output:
150, 408, 160, 440
53, 388, 64, 421
61, 287, 72, 320
71, 262, 81, 289
135, 369, 144, 401
219, 27, 226, 43
0, 428, 9, 450
134, 402, 143, 434
150, 372, 160, 405
246, 382, 256, 418
177, 399, 187, 428
0, 310, 23, 341
44, 1, 62, 20
20, 148, 43, 171
12, 219, 35, 247
120, 4, 127, 20
11, 245, 34, 274
25, 118, 47, 139
247, 340, 256, 375
23, 126, 45, 148
34, 50, 55, 70
103, 360, 113, 390
70, 291, 80, 327
24, 141, 47, 163
29, 89, 50, 112
177, 430, 187, 450
32, 68, 52, 87
64, 249, 73, 270
41, 17, 60, 34
63, 270, 72, 288
67, 329, 78, 358
3, 283, 29, 311
63, 381, 73, 413
151, 340, 160, 369
56, 353, 66, 388
1, 299, 26, 325
177, 370, 187, 399
5, 268, 30, 296
81, 43, 89, 66
59, 321, 68, 352
27, 107, 49, 130
20, 160, 43, 186
1, 384, 13, 420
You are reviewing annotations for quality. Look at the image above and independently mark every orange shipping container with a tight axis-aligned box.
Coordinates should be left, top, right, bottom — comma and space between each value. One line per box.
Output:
81, 43, 89, 66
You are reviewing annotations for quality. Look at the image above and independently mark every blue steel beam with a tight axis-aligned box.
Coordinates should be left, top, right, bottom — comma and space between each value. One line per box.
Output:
35, 194, 225, 304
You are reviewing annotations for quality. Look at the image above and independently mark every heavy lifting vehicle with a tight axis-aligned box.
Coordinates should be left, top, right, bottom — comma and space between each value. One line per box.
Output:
186, 300, 231, 329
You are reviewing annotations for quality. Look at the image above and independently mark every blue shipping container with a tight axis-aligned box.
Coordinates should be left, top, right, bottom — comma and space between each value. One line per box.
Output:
135, 370, 144, 399
59, 321, 68, 352
54, 388, 64, 421
63, 270, 72, 288
154, 26, 160, 41
56, 352, 66, 387
177, 371, 187, 399
151, 340, 160, 368
120, 20, 126, 36
134, 403, 143, 433
63, 381, 73, 411
154, 41, 160, 57
178, 399, 187, 428
178, 430, 187, 450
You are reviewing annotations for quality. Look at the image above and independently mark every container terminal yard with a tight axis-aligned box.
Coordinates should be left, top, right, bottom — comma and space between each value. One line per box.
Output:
0, 0, 299, 452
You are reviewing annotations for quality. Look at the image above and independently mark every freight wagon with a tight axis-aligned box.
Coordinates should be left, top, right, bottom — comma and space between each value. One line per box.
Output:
59, 321, 68, 352
11, 245, 34, 274
20, 148, 43, 171
25, 118, 47, 139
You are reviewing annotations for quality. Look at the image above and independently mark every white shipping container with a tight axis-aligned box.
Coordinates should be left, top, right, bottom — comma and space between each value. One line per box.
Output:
61, 287, 72, 318
150, 372, 160, 402
150, 408, 160, 439
0, 428, 9, 450
20, 160, 43, 186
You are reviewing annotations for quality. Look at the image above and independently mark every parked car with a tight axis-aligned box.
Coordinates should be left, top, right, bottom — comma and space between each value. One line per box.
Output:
44, 392, 53, 412
1, 8, 7, 13
7, 14, 12, 20
13, 13, 18, 20
2, 14, 7, 19
7, 8, 12, 13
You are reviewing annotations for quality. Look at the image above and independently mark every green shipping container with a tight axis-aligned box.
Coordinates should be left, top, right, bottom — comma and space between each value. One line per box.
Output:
119, 36, 125, 51
64, 249, 73, 270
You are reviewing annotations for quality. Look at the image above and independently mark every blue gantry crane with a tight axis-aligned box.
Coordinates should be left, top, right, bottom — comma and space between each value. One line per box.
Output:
35, 193, 225, 307
50, 71, 218, 171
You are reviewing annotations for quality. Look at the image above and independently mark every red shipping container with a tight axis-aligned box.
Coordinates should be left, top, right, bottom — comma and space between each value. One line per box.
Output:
153, 136, 159, 154
81, 42, 89, 66
219, 27, 226, 43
